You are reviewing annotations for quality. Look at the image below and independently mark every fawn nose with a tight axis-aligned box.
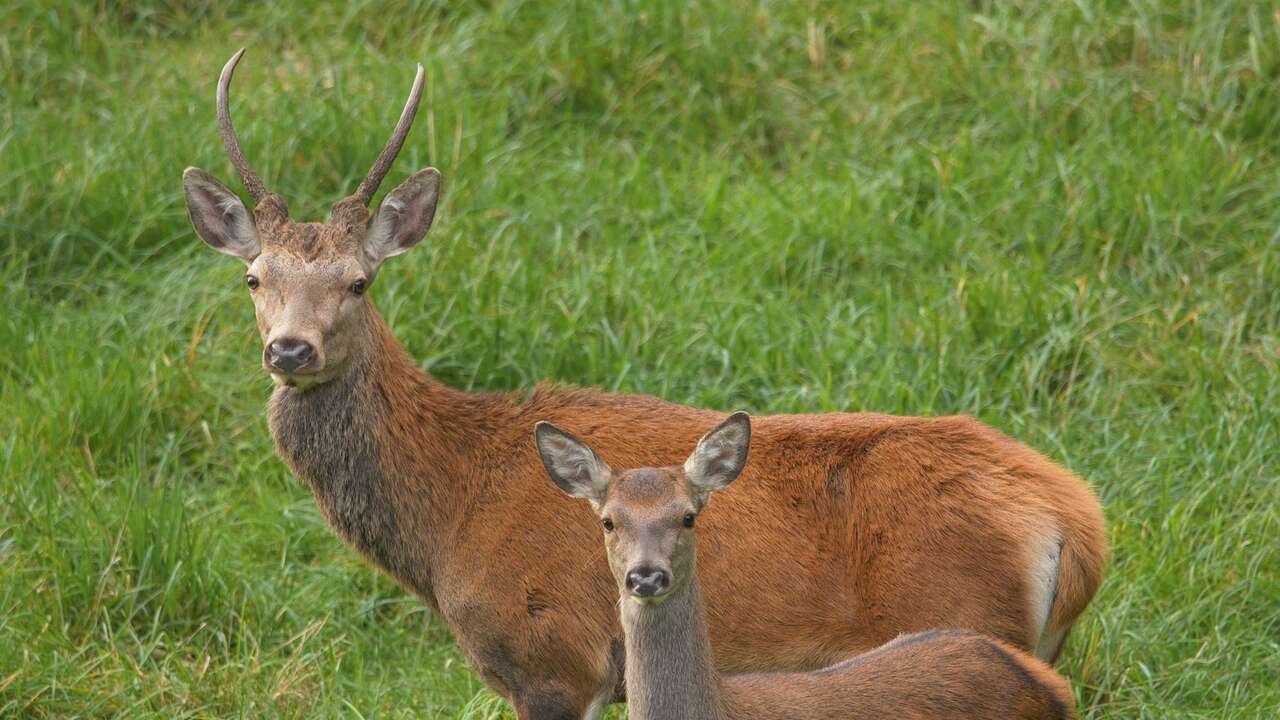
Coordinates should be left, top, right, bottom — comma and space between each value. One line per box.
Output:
267, 338, 315, 373
625, 566, 670, 598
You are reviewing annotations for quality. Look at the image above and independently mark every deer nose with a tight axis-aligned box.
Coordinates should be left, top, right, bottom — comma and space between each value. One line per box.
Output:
625, 567, 670, 598
267, 338, 315, 373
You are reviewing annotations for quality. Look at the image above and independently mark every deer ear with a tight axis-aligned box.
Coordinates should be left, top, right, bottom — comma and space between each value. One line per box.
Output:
365, 167, 441, 268
535, 422, 611, 508
182, 167, 260, 262
684, 412, 751, 505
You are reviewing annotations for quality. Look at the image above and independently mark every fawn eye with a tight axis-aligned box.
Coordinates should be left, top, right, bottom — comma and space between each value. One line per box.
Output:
602, 518, 615, 532
351, 278, 368, 295
245, 274, 259, 290
683, 512, 697, 528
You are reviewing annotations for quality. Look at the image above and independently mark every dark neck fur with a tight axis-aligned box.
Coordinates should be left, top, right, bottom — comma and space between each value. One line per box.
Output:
266, 304, 491, 599
621, 562, 727, 720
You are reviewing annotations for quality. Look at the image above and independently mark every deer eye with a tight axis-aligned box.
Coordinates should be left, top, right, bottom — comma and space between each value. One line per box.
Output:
351, 278, 368, 295
245, 274, 259, 290
683, 512, 697, 528
602, 517, 615, 532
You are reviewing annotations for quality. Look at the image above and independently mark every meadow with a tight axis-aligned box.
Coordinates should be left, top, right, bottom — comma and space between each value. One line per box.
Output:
2, 1, 1278, 717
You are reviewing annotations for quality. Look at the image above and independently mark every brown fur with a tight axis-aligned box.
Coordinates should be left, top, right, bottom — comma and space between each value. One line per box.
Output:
723, 631, 1076, 719
185, 169, 1106, 719
268, 308, 1104, 718
545, 428, 1075, 720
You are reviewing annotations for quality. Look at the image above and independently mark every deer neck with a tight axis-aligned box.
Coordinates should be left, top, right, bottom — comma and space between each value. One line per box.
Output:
621, 561, 728, 720
267, 302, 495, 602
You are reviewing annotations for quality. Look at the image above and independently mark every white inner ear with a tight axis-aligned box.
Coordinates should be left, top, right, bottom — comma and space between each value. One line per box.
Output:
684, 421, 748, 492
186, 178, 258, 260
542, 433, 610, 500
683, 445, 710, 485
367, 195, 407, 263
219, 196, 255, 245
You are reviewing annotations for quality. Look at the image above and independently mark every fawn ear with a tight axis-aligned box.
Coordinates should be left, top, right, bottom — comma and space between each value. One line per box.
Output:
365, 168, 441, 269
535, 422, 611, 508
183, 167, 260, 262
684, 412, 751, 506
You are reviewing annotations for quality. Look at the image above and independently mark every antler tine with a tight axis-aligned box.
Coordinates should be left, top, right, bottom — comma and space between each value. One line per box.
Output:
217, 48, 269, 203
351, 64, 426, 207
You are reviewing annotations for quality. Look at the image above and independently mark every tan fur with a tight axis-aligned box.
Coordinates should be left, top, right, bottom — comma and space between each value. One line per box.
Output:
543, 418, 1077, 720
187, 164, 1106, 719
286, 309, 1104, 719
246, 223, 371, 387
722, 631, 1077, 720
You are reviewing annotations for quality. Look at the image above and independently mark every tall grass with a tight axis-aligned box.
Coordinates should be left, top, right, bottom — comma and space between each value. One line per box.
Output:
2, 1, 1277, 717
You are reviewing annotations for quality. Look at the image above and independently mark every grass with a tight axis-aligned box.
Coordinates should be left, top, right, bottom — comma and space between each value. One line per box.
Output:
2, 0, 1278, 717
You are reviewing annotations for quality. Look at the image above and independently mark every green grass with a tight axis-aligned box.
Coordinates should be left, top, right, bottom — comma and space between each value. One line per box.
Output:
2, 0, 1278, 717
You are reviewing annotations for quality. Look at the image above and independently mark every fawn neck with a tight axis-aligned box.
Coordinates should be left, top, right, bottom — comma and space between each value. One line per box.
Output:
266, 302, 498, 602
621, 559, 728, 720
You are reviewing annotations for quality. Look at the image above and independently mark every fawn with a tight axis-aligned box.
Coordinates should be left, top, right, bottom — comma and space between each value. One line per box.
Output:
537, 413, 1077, 720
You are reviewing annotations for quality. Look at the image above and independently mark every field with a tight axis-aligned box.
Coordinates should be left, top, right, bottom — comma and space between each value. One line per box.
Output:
2, 1, 1278, 717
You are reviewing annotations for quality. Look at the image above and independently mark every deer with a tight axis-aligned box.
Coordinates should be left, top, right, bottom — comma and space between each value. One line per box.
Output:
181, 49, 1106, 720
536, 413, 1078, 720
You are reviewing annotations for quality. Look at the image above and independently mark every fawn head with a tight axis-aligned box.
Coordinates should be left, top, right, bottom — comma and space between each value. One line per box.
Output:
182, 49, 441, 389
536, 413, 751, 604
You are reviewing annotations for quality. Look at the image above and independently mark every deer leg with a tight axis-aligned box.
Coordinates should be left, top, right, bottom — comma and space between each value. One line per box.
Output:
579, 689, 612, 720
513, 685, 597, 720
511, 682, 615, 720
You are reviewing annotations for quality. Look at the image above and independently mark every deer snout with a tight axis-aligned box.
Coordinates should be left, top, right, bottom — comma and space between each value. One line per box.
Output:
625, 566, 671, 599
266, 338, 315, 373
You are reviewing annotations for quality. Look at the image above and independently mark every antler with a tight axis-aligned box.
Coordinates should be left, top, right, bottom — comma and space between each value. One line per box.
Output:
348, 64, 426, 207
216, 48, 269, 203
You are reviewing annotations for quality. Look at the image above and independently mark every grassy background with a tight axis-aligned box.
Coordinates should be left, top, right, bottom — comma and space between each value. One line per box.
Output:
2, 0, 1278, 717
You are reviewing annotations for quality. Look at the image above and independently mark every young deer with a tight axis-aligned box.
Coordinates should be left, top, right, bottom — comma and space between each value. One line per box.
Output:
537, 413, 1077, 720
183, 49, 1105, 719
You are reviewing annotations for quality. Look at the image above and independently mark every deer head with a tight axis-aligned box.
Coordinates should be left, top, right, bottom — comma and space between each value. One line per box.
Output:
536, 412, 752, 604
183, 48, 441, 389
